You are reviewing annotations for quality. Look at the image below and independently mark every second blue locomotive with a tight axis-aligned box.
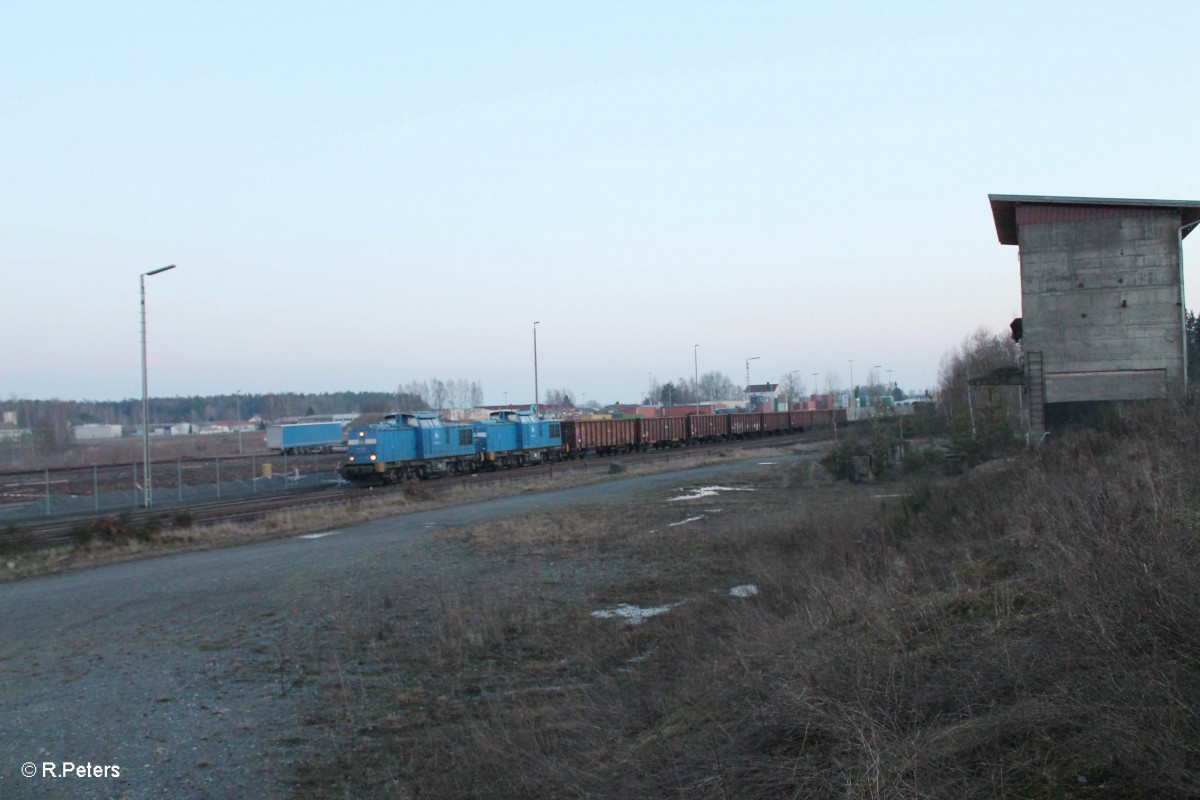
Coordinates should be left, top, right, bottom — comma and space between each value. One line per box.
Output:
341, 408, 563, 484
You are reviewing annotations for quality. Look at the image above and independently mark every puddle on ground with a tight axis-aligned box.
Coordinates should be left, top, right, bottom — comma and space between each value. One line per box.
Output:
298, 530, 342, 540
668, 485, 756, 502
591, 602, 683, 625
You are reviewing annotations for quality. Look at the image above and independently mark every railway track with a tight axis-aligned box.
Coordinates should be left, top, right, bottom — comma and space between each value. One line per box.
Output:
0, 431, 826, 552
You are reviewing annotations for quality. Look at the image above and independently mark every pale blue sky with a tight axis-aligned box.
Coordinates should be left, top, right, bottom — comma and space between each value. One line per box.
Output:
4, 1, 1197, 405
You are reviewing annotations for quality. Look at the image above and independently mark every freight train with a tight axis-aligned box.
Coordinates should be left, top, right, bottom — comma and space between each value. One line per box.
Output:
338, 407, 845, 485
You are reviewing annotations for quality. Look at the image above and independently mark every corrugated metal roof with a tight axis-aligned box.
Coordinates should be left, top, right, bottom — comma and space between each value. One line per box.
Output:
989, 194, 1200, 245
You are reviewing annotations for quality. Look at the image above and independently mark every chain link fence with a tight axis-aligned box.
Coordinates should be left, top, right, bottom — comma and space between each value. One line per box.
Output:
0, 454, 344, 523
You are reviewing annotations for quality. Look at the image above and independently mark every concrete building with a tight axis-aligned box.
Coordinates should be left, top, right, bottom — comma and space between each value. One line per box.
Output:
73, 424, 123, 441
989, 194, 1200, 436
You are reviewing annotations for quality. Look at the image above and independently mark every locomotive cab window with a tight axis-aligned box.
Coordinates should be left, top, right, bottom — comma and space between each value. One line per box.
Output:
458, 429, 473, 446
549, 423, 561, 437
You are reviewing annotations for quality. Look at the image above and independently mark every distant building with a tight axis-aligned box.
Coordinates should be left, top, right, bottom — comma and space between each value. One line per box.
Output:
73, 424, 123, 441
989, 194, 1200, 436
745, 383, 783, 412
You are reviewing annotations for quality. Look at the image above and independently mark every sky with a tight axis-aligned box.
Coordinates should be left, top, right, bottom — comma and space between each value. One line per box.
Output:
4, 1, 1199, 406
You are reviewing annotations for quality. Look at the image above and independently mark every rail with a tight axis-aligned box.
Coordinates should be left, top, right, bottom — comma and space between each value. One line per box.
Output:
1, 430, 829, 552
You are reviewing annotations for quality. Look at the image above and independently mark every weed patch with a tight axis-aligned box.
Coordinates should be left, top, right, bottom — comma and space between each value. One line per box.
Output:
294, 399, 1200, 798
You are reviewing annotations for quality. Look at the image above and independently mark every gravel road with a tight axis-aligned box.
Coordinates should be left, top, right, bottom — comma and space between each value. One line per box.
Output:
0, 456, 800, 799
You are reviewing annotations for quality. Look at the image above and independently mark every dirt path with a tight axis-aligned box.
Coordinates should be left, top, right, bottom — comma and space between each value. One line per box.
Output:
0, 456, 799, 798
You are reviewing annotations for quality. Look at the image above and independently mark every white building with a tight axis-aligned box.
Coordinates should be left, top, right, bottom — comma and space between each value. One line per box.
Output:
73, 424, 123, 441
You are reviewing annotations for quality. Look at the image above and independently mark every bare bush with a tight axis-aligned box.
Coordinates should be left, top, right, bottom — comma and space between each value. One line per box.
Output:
295, 402, 1200, 799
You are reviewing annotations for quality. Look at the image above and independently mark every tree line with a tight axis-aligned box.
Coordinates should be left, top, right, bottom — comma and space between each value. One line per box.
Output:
642, 372, 742, 406
0, 392, 425, 432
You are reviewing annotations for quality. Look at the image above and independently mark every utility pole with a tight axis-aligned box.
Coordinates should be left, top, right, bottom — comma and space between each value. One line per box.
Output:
533, 321, 540, 411
745, 356, 761, 390
140, 264, 177, 509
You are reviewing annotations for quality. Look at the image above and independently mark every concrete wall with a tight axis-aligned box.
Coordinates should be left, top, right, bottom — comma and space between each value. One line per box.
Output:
1019, 212, 1185, 405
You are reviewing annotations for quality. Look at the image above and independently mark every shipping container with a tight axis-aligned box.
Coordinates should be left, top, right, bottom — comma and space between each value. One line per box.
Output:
662, 404, 714, 417
266, 422, 345, 453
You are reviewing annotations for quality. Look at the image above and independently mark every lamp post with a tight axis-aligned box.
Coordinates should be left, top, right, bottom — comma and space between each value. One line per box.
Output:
533, 321, 540, 411
848, 359, 855, 408
694, 344, 700, 414
745, 356, 761, 390
140, 264, 176, 509
812, 372, 819, 404
236, 390, 243, 455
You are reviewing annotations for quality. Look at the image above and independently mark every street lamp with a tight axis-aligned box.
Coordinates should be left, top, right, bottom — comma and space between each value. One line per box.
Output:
848, 359, 855, 407
787, 370, 801, 408
140, 264, 176, 509
745, 356, 761, 389
694, 344, 700, 414
236, 389, 243, 455
533, 321, 540, 412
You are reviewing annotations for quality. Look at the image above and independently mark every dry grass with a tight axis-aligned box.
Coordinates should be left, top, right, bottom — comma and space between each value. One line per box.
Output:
291, 398, 1200, 799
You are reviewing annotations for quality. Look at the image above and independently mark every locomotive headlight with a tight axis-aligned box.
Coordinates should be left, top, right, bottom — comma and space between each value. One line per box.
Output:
348, 455, 355, 462
369, 454, 377, 461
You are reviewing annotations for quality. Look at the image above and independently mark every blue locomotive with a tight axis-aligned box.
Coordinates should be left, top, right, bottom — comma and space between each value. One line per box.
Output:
340, 408, 563, 484
339, 406, 848, 486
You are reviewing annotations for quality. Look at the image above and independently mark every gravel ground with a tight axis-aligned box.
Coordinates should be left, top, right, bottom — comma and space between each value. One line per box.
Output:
0, 456, 802, 799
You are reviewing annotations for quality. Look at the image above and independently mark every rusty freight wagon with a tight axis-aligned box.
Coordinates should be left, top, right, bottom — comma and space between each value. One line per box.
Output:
687, 413, 729, 442
807, 409, 846, 430
637, 416, 688, 450
761, 411, 790, 434
788, 410, 812, 430
559, 418, 639, 456
727, 412, 763, 438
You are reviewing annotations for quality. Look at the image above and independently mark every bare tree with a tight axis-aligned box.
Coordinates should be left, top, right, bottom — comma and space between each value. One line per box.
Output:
777, 372, 805, 402
543, 388, 574, 407
938, 327, 1020, 417
697, 371, 739, 402
643, 377, 662, 405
